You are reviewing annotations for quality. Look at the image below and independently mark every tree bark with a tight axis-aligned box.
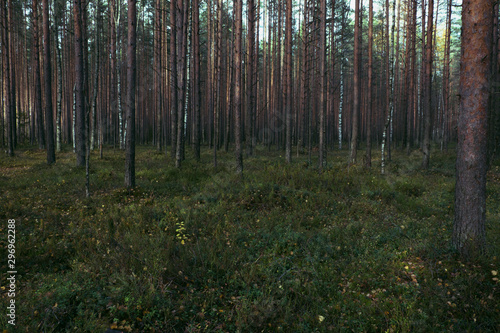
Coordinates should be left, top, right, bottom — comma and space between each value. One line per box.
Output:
246, 0, 256, 157
193, 0, 201, 161
421, 0, 433, 169
366, 0, 373, 167
285, 0, 293, 163
33, 0, 44, 150
318, 0, 326, 170
74, 0, 86, 166
170, 0, 178, 158
2, 0, 14, 156
234, 0, 243, 174
43, 0, 55, 164
55, 16, 62, 152
453, 0, 492, 255
125, 0, 137, 188
154, 0, 162, 151
349, 0, 361, 165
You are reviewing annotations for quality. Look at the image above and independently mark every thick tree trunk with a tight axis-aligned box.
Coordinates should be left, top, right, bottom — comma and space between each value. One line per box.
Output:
453, 0, 492, 255
125, 0, 137, 188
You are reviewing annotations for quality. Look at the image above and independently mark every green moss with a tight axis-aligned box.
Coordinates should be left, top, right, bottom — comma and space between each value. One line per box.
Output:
0, 146, 498, 332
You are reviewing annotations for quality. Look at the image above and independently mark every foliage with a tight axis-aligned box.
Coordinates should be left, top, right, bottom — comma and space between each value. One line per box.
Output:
0, 145, 499, 332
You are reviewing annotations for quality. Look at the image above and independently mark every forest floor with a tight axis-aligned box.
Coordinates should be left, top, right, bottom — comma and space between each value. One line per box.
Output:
0, 145, 499, 332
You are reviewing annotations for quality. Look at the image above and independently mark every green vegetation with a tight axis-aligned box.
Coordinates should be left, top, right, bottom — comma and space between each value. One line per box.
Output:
0, 146, 499, 332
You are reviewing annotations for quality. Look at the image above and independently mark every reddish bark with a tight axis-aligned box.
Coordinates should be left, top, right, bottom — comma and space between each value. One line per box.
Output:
453, 0, 492, 255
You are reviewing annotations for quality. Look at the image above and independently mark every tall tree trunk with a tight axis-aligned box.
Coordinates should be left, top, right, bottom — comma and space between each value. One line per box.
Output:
154, 0, 162, 151
2, 0, 13, 156
452, 0, 492, 255
349, 0, 361, 165
175, 0, 188, 168
55, 21, 62, 152
90, 1, 100, 151
74, 0, 86, 166
33, 0, 44, 150
43, 0, 55, 164
193, 0, 201, 161
206, 0, 213, 151
125, 0, 137, 188
381, 0, 394, 174
109, 0, 117, 151
441, 0, 452, 153
234, 0, 243, 174
421, 0, 433, 169
214, 0, 223, 167
318, 0, 326, 170
339, 1, 346, 150
285, 0, 292, 163
246, 0, 256, 157
8, 0, 15, 149
170, 0, 178, 158
366, 0, 373, 167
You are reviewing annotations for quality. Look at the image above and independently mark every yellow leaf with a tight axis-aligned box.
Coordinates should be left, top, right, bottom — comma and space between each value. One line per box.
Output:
110, 323, 118, 329
492, 270, 498, 276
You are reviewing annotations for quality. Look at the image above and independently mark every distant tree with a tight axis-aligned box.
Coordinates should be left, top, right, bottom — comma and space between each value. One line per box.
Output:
175, 0, 189, 168
318, 0, 326, 170
452, 0, 492, 255
74, 0, 86, 167
247, 0, 256, 157
154, 0, 162, 152
1, 0, 14, 156
349, 0, 361, 165
421, 0, 433, 169
234, 0, 243, 174
365, 0, 373, 168
54, 0, 63, 153
192, 0, 201, 161
170, 0, 177, 158
33, 0, 44, 150
124, 0, 137, 188
43, 0, 55, 164
284, 0, 292, 164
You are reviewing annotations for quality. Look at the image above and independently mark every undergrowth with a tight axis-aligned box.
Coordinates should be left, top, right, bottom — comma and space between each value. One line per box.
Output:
0, 144, 498, 332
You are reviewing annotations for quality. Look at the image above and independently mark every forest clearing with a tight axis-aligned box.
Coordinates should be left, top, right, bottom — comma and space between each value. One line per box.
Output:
0, 146, 499, 331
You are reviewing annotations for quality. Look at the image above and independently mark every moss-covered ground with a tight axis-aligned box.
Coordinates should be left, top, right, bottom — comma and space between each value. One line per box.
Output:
0, 145, 499, 332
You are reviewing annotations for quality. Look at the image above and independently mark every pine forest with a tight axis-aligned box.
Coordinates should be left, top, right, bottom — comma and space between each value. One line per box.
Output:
0, 0, 499, 331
